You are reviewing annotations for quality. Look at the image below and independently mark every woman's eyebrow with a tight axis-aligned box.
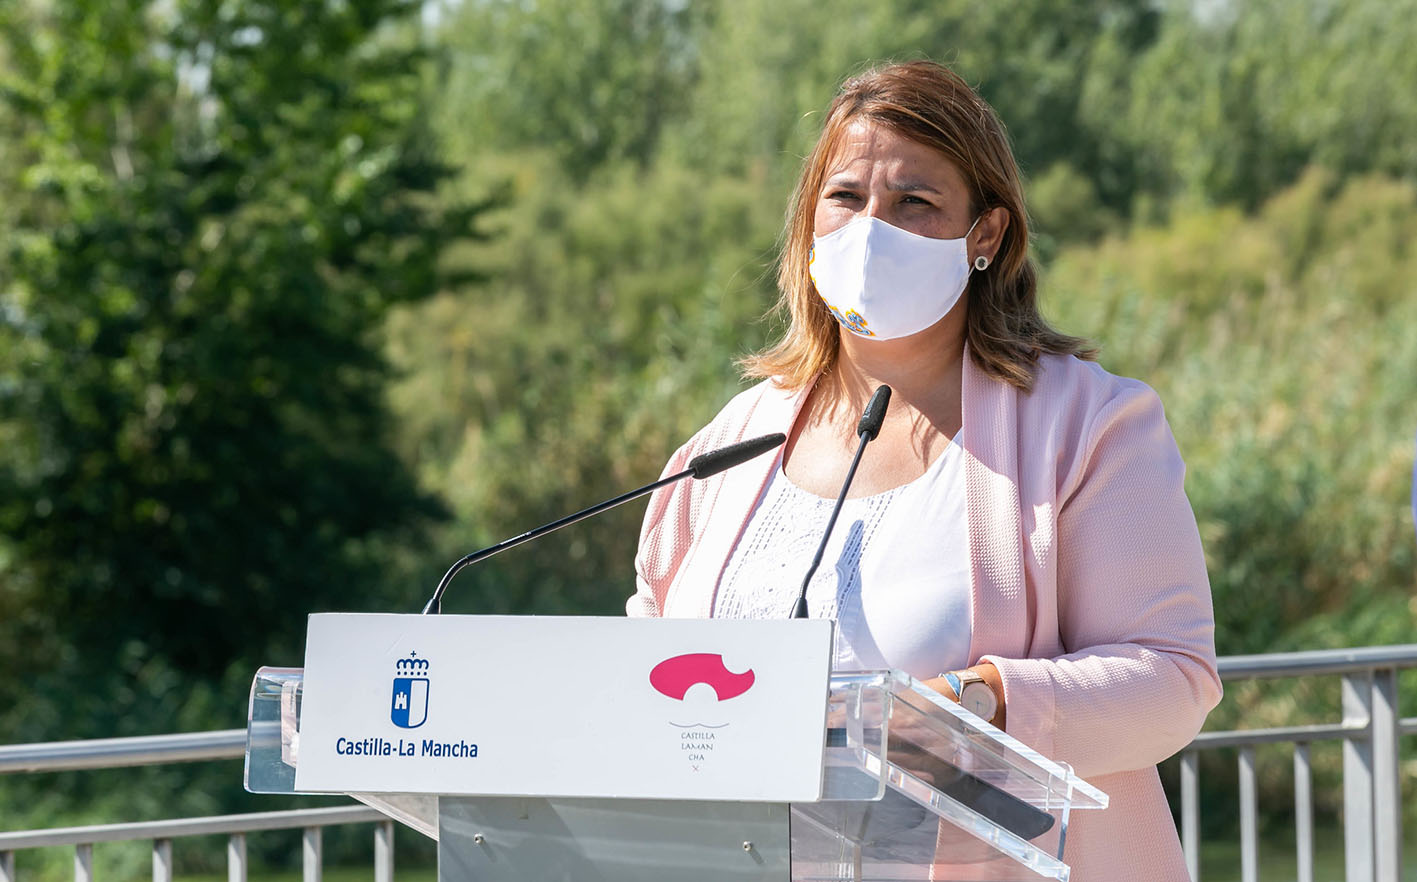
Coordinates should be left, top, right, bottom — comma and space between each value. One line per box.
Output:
822, 175, 943, 195
887, 179, 943, 194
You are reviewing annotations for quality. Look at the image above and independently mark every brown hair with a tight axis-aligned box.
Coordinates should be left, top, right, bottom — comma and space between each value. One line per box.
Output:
742, 60, 1094, 391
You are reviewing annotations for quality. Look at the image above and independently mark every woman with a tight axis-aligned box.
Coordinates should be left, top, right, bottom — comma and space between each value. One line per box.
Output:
628, 61, 1220, 880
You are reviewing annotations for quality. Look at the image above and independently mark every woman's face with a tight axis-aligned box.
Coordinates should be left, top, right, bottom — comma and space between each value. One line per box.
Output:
814, 119, 978, 241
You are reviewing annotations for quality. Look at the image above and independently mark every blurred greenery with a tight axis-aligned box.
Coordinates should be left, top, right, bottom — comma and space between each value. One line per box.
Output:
3, 0, 1416, 876
0, 0, 482, 876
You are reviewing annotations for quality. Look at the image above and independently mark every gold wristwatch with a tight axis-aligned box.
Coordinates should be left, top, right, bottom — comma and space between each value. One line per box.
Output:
943, 669, 1000, 725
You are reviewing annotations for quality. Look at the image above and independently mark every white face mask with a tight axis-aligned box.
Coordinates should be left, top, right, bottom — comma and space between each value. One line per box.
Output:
809, 215, 979, 341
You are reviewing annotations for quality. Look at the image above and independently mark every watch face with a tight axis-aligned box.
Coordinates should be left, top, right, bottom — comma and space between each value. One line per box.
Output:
961, 682, 997, 720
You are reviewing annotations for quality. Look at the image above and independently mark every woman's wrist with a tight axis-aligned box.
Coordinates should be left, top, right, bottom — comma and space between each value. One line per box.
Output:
936, 663, 1006, 730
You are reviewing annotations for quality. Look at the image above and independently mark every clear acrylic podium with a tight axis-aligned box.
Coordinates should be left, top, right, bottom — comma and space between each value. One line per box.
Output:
247, 665, 1106, 881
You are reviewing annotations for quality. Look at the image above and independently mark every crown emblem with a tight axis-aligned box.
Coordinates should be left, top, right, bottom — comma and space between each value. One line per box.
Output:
396, 651, 430, 674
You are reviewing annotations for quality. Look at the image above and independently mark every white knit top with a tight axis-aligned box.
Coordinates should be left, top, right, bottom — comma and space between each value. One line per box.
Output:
713, 433, 972, 678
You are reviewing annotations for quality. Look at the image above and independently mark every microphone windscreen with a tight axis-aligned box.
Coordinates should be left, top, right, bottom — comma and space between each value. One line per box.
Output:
856, 385, 892, 440
687, 433, 787, 479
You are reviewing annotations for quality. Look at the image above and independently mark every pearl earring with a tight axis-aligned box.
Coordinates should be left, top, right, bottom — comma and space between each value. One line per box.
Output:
974, 255, 990, 271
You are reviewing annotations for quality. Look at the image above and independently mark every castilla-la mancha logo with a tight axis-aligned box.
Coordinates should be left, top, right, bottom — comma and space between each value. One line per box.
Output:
649, 653, 755, 701
390, 651, 430, 729
649, 653, 755, 773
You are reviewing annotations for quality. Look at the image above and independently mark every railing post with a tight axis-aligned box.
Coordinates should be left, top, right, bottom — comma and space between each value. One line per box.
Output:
1239, 746, 1258, 882
302, 826, 322, 882
153, 838, 173, 882
374, 820, 394, 882
227, 832, 247, 882
1181, 749, 1199, 882
74, 843, 93, 882
1371, 667, 1401, 882
1, 850, 14, 882
1342, 671, 1375, 882
1295, 742, 1314, 882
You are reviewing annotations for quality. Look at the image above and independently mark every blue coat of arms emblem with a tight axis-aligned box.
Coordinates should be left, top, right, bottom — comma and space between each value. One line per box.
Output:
391, 652, 430, 729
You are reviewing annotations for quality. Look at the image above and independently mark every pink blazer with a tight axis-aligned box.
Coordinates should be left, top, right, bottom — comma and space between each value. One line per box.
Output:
629, 351, 1222, 881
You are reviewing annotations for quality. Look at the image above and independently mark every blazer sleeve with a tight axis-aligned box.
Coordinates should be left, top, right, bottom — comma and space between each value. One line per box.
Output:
626, 435, 701, 618
983, 381, 1222, 779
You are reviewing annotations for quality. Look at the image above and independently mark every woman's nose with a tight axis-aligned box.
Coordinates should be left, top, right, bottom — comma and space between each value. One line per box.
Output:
855, 192, 883, 218
862, 195, 897, 225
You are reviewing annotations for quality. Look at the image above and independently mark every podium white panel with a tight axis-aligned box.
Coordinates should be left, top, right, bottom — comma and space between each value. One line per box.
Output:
294, 613, 834, 801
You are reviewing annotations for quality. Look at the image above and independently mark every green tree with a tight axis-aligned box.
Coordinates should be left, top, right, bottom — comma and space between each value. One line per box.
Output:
0, 0, 483, 754
663, 0, 1162, 207
439, 0, 700, 179
1099, 0, 1417, 210
384, 152, 779, 615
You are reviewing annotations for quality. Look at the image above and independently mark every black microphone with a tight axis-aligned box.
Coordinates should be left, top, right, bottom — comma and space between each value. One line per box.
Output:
421, 432, 787, 614
790, 385, 891, 619
686, 433, 789, 479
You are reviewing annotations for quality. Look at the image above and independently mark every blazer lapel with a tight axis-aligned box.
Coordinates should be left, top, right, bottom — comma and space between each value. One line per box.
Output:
961, 350, 1033, 661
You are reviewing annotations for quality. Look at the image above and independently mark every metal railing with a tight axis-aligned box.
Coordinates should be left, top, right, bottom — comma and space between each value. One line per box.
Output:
1179, 644, 1417, 882
0, 730, 393, 882
2, 645, 1414, 882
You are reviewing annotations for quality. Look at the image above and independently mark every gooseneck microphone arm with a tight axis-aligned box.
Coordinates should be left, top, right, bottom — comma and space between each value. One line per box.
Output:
421, 432, 787, 614
790, 384, 891, 619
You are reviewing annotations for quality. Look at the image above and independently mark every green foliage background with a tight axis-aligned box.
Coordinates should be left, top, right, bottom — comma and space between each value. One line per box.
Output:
2, 0, 1416, 875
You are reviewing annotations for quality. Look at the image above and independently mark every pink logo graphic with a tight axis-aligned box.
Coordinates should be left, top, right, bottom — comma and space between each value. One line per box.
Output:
650, 653, 755, 701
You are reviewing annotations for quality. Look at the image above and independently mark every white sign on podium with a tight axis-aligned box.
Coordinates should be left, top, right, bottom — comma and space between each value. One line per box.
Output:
294, 613, 833, 801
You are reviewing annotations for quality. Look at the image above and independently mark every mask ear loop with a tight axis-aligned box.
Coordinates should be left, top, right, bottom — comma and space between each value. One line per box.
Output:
966, 213, 990, 272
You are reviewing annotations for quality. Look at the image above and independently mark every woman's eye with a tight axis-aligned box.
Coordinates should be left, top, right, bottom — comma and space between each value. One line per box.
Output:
902, 194, 932, 206
827, 189, 860, 201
